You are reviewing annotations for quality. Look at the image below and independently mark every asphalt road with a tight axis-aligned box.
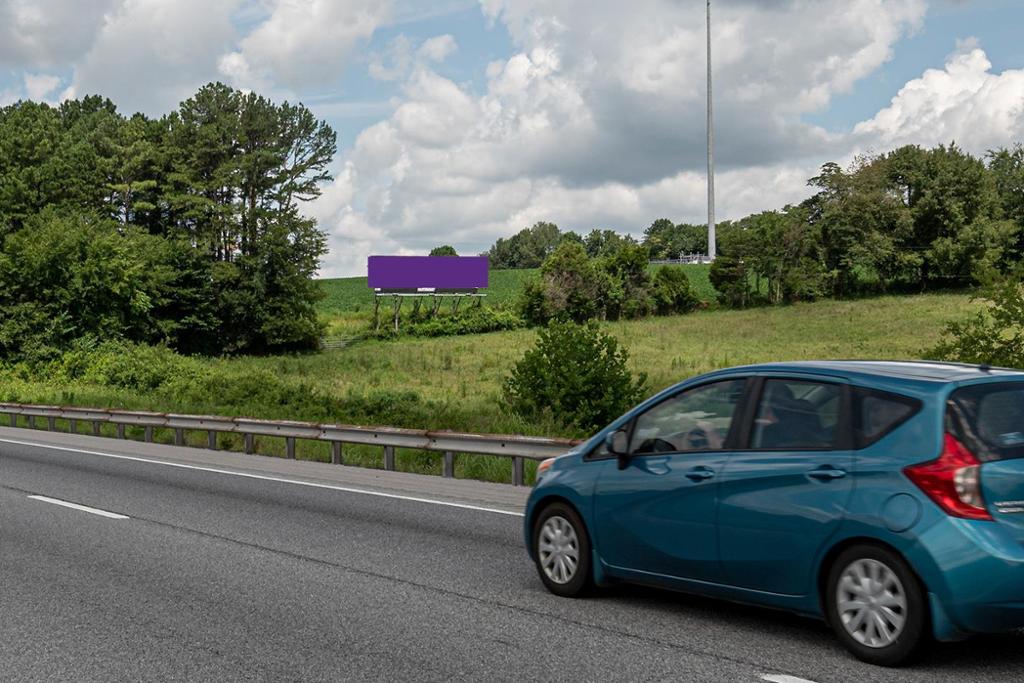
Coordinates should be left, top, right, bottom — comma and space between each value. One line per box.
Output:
1, 427, 1022, 682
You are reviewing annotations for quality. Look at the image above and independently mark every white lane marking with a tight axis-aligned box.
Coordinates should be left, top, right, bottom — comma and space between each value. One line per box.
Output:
28, 495, 129, 520
1, 437, 525, 518
760, 675, 820, 683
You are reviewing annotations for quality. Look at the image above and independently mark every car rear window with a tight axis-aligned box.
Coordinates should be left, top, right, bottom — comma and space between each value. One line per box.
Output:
949, 382, 1024, 462
852, 387, 921, 449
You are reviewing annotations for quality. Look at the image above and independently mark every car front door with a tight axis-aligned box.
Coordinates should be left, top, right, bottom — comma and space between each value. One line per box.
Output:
592, 378, 749, 583
717, 376, 854, 595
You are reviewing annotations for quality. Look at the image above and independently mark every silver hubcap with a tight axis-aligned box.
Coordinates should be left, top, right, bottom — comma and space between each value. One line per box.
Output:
538, 515, 580, 585
836, 558, 908, 648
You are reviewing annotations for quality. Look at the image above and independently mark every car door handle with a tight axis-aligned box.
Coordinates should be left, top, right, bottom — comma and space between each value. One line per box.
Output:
808, 466, 847, 481
686, 466, 715, 482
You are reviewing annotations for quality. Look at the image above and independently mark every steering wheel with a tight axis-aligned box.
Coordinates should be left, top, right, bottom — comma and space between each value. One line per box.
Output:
685, 427, 710, 450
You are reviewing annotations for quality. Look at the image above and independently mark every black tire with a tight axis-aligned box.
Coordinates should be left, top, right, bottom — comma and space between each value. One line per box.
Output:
825, 544, 930, 667
532, 502, 593, 598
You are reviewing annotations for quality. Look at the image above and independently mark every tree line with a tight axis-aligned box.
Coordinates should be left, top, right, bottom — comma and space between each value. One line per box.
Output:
487, 142, 1024, 308
0, 83, 335, 360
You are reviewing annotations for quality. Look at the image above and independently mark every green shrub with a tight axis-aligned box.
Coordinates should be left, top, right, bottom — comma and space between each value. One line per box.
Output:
602, 242, 653, 320
403, 306, 525, 337
928, 278, 1024, 368
55, 339, 200, 391
652, 266, 700, 315
518, 242, 612, 324
503, 320, 647, 433
368, 305, 526, 339
709, 255, 753, 308
338, 389, 442, 427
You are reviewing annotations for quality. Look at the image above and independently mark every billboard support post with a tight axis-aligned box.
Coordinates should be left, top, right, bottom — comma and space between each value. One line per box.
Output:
367, 256, 489, 334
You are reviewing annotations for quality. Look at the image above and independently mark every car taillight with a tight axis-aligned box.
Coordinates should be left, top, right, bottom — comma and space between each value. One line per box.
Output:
904, 433, 992, 521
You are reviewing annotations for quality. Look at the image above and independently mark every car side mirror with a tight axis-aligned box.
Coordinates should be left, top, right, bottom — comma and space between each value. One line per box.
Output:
605, 429, 631, 469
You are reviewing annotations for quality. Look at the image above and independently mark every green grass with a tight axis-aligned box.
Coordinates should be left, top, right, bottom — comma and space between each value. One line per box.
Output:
2, 292, 977, 485
317, 268, 542, 317
4, 290, 970, 423
317, 264, 714, 316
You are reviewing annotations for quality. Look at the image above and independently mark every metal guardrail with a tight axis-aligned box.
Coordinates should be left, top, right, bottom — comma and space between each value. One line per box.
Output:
0, 402, 581, 486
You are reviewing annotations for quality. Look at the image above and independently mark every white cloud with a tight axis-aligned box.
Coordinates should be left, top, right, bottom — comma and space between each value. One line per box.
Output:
0, 0, 119, 67
368, 35, 414, 82
219, 0, 392, 90
23, 73, 61, 101
71, 0, 241, 115
369, 34, 459, 83
418, 34, 457, 63
0, 87, 20, 107
315, 0, 927, 275
853, 43, 1024, 154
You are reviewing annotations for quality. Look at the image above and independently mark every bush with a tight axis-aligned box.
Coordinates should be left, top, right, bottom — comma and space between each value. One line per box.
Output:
519, 241, 612, 324
338, 389, 443, 427
368, 305, 525, 339
709, 255, 752, 308
602, 243, 653, 320
652, 266, 700, 315
403, 306, 525, 337
54, 339, 200, 391
928, 278, 1024, 368
503, 320, 647, 433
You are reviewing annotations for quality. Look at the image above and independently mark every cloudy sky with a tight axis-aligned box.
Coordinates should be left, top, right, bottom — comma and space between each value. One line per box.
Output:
2, 0, 1024, 276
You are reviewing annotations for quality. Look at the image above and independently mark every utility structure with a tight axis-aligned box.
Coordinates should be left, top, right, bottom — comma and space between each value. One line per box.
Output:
368, 255, 488, 333
706, 0, 716, 261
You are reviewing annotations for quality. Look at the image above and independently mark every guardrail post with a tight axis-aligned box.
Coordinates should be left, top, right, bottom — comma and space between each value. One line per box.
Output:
513, 456, 525, 487
331, 441, 343, 465
69, 419, 78, 434
443, 451, 455, 478
207, 431, 217, 450
92, 421, 101, 436
286, 437, 296, 459
116, 424, 125, 439
244, 433, 254, 454
174, 428, 184, 446
47, 416, 56, 431
384, 445, 395, 471
144, 426, 154, 443
8, 413, 16, 428
28, 416, 36, 429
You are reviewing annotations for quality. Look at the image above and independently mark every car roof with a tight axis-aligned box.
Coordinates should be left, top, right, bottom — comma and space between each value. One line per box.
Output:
718, 360, 1024, 383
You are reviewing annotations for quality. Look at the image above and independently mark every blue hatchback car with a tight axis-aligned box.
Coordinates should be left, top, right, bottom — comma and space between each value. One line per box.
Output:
524, 361, 1024, 666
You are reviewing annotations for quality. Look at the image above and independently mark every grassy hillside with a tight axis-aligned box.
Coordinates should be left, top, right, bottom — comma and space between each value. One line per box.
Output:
5, 292, 975, 482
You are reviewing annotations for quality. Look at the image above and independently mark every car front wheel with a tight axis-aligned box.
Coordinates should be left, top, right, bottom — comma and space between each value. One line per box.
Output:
825, 544, 929, 667
532, 502, 592, 597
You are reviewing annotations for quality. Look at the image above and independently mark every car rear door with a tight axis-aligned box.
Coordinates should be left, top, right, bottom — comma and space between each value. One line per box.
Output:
591, 378, 749, 583
716, 375, 854, 595
949, 381, 1024, 537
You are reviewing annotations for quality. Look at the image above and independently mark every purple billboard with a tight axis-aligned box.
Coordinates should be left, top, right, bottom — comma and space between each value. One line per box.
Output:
367, 255, 489, 290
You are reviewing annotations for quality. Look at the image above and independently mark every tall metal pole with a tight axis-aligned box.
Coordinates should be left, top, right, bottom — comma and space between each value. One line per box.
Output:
706, 0, 716, 261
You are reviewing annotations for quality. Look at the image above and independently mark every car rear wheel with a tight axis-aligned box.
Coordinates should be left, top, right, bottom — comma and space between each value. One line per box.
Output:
825, 544, 929, 667
533, 502, 592, 597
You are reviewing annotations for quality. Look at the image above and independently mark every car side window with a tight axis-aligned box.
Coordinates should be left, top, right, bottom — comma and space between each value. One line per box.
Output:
853, 387, 921, 449
752, 379, 841, 450
629, 379, 746, 454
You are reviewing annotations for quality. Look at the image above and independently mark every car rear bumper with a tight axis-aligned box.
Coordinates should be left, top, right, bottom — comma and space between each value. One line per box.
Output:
914, 516, 1024, 636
